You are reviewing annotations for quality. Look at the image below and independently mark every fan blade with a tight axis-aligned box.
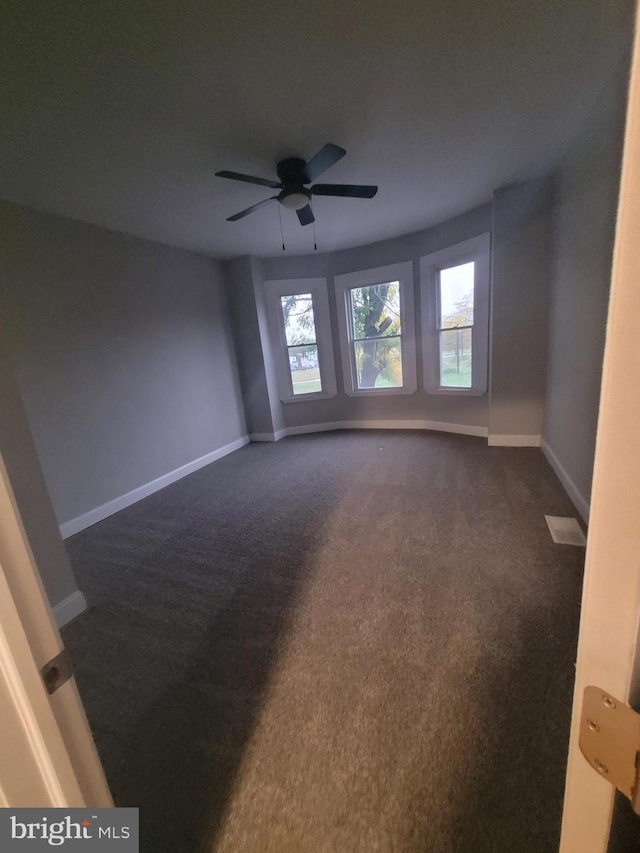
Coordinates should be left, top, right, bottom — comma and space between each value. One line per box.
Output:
227, 196, 278, 221
297, 205, 315, 226
311, 183, 378, 198
304, 144, 346, 183
216, 170, 282, 189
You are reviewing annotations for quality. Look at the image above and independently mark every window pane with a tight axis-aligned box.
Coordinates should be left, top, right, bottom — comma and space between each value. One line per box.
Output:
354, 337, 403, 389
288, 345, 322, 395
281, 294, 317, 346
440, 328, 472, 387
350, 282, 401, 339
439, 262, 474, 329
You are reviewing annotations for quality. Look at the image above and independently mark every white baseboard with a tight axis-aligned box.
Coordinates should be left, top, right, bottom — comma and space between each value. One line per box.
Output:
488, 434, 541, 447
284, 422, 343, 437
541, 437, 590, 523
59, 436, 250, 538
280, 419, 489, 439
53, 590, 87, 628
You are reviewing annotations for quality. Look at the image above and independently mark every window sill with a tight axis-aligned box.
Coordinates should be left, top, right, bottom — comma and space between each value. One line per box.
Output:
426, 386, 487, 397
344, 386, 417, 398
280, 392, 337, 404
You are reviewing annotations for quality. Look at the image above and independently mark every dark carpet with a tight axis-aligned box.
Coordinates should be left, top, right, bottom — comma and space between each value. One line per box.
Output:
62, 431, 585, 852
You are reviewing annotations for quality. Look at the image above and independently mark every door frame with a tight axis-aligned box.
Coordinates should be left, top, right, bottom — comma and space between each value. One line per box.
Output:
0, 470, 83, 806
559, 6, 640, 850
0, 455, 112, 807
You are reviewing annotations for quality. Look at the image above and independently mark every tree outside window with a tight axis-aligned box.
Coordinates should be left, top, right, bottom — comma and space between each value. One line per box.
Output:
349, 282, 403, 389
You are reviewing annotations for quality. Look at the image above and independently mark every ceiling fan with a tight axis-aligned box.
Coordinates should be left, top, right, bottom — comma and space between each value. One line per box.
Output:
215, 143, 378, 226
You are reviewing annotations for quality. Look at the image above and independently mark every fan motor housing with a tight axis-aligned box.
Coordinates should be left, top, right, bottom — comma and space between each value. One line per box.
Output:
276, 157, 309, 185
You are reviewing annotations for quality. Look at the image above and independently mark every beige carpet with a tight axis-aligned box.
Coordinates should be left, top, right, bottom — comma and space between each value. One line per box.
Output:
63, 431, 585, 852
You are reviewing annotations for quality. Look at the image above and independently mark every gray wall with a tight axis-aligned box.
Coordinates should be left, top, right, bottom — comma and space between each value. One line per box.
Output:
0, 338, 80, 608
249, 258, 285, 436
490, 177, 554, 438
260, 204, 493, 431
1, 201, 247, 529
225, 256, 283, 436
542, 71, 627, 509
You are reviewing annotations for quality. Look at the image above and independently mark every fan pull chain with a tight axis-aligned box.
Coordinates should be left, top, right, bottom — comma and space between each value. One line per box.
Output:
278, 205, 285, 252
313, 218, 317, 252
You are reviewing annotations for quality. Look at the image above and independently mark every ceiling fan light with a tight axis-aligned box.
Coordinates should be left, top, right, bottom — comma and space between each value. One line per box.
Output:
280, 191, 310, 210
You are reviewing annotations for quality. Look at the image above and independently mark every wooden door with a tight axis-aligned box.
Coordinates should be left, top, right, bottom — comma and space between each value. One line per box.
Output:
559, 8, 640, 850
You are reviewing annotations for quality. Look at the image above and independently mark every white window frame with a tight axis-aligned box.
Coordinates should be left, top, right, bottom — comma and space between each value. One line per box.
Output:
264, 277, 337, 403
334, 261, 417, 396
420, 233, 490, 396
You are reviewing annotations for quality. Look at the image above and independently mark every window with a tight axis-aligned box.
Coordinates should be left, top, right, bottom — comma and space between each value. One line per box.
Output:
421, 234, 490, 396
281, 293, 322, 395
335, 262, 416, 396
264, 278, 337, 402
349, 283, 403, 389
438, 262, 474, 388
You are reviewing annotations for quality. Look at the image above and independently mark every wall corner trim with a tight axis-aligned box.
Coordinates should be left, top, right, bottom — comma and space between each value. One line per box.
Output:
59, 436, 250, 538
540, 437, 590, 523
487, 434, 541, 447
249, 430, 286, 442
53, 590, 87, 628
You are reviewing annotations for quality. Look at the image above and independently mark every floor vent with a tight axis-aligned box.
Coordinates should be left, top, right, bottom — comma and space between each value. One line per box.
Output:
545, 515, 587, 546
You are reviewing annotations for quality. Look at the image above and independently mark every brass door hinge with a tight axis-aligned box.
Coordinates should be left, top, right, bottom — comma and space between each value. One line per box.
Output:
41, 648, 73, 695
580, 686, 640, 815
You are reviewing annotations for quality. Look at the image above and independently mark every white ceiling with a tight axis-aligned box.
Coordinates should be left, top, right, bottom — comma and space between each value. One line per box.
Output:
0, 0, 630, 259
